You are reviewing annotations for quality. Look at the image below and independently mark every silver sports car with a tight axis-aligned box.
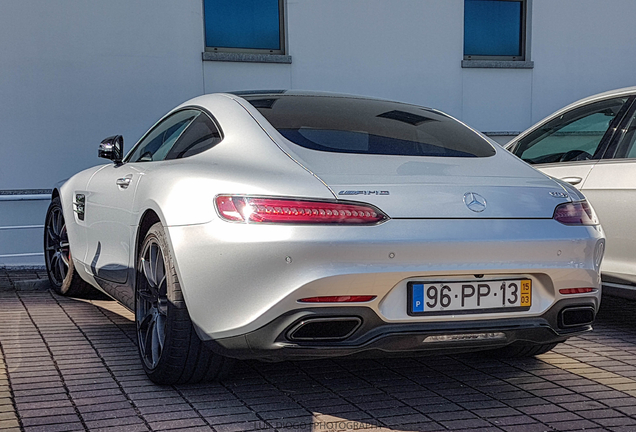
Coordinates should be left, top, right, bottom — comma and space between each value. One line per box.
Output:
505, 86, 636, 297
45, 91, 605, 384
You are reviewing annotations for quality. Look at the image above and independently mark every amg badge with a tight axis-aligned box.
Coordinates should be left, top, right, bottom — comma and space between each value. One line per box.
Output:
338, 190, 390, 196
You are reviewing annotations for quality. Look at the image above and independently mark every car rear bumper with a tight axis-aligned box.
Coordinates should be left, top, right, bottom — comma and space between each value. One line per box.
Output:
204, 297, 596, 361
166, 218, 604, 343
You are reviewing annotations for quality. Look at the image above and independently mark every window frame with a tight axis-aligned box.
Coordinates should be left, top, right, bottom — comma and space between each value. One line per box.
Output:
203, 0, 286, 55
165, 109, 224, 160
125, 108, 224, 163
463, 0, 528, 62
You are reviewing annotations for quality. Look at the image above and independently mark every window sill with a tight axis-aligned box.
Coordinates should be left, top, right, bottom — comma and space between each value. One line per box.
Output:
462, 60, 534, 69
202, 52, 292, 64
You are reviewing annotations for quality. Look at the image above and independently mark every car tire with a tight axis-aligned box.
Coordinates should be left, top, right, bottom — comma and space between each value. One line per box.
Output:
489, 342, 559, 358
44, 197, 94, 297
136, 222, 233, 384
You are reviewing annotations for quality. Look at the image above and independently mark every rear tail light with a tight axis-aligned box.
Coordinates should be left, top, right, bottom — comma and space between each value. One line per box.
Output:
559, 288, 595, 295
215, 195, 387, 224
553, 200, 599, 226
298, 296, 376, 303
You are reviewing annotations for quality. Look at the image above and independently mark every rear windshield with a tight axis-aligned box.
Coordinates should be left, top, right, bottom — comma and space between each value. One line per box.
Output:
242, 94, 495, 158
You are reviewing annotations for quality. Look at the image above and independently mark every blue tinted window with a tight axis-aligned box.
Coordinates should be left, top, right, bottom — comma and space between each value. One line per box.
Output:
464, 0, 523, 57
204, 0, 281, 51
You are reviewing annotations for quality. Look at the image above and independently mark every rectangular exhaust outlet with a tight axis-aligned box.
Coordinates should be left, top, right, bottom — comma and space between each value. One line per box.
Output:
288, 317, 362, 341
559, 306, 595, 328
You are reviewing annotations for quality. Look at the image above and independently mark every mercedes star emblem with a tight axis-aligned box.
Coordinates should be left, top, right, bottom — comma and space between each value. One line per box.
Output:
463, 192, 487, 213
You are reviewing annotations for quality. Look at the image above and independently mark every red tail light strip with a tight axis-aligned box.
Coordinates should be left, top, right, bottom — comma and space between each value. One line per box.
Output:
298, 296, 377, 303
559, 288, 595, 295
215, 196, 387, 224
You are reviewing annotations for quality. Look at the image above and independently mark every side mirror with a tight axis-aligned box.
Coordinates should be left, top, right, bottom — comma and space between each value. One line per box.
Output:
98, 135, 124, 164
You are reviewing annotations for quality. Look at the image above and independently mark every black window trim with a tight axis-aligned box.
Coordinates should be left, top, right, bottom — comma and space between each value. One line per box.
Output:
602, 95, 636, 160
463, 0, 528, 62
203, 0, 286, 56
124, 107, 224, 164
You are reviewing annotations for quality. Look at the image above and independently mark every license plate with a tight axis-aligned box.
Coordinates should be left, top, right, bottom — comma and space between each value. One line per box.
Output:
408, 279, 532, 315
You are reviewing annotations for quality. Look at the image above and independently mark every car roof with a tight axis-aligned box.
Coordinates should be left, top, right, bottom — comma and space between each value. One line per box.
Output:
561, 86, 636, 110
229, 89, 376, 99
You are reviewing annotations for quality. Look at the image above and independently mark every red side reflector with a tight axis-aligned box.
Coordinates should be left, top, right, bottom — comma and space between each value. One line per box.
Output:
559, 288, 595, 295
298, 296, 376, 303
215, 195, 387, 225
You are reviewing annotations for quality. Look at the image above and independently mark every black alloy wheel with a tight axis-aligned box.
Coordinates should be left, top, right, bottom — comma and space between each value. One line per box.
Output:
45, 204, 70, 286
135, 222, 234, 384
44, 197, 93, 296
136, 238, 169, 370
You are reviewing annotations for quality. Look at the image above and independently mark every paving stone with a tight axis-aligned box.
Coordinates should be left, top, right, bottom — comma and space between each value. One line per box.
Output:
547, 419, 604, 431
4, 273, 636, 432
438, 418, 493, 430
148, 417, 208, 430
21, 413, 81, 427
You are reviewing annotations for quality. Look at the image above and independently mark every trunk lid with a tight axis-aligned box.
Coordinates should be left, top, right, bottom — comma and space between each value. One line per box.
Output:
286, 147, 570, 219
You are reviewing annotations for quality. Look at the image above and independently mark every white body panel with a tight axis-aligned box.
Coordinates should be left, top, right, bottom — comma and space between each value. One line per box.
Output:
506, 87, 636, 288
581, 160, 636, 283
168, 218, 603, 339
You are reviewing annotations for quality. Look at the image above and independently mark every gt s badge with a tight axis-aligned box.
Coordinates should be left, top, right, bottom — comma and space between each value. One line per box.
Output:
549, 191, 569, 198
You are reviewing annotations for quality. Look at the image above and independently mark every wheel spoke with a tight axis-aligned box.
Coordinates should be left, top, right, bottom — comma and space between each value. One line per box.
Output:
56, 252, 67, 281
46, 225, 57, 244
137, 286, 154, 303
55, 211, 63, 237
144, 313, 157, 364
151, 312, 163, 365
156, 313, 166, 351
149, 243, 159, 287
50, 253, 59, 280
51, 211, 59, 236
60, 250, 69, 266
155, 255, 165, 295
143, 318, 155, 363
141, 257, 155, 290
138, 305, 155, 328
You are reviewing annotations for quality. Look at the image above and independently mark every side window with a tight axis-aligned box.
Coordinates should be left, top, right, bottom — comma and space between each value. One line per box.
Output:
127, 110, 199, 163
165, 112, 222, 160
512, 97, 628, 164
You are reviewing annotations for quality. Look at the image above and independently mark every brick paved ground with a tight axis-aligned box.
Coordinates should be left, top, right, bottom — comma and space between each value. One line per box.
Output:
1, 269, 636, 432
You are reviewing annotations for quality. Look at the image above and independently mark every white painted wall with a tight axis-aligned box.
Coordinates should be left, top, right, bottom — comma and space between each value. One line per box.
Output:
0, 0, 206, 265
0, 0, 205, 191
2, 0, 636, 266
531, 0, 636, 123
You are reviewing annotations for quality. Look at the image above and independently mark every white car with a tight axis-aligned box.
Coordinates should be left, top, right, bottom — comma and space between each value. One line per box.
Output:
505, 87, 636, 297
45, 91, 605, 384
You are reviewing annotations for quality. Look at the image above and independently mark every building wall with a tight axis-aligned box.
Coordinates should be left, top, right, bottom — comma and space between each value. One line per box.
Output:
0, 0, 205, 191
2, 0, 636, 265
